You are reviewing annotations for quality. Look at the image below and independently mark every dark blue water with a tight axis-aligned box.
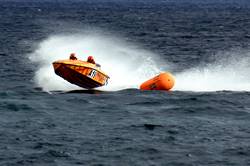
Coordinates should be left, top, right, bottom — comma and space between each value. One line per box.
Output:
1, 1, 250, 165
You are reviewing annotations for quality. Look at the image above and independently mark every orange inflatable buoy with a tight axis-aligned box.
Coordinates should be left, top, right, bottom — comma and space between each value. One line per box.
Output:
140, 72, 175, 91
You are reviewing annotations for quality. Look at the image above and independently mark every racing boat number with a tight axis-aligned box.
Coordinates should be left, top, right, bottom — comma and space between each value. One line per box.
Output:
88, 69, 97, 78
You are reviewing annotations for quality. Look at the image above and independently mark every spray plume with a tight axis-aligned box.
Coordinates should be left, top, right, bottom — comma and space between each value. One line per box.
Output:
29, 30, 250, 92
29, 32, 163, 92
174, 50, 250, 92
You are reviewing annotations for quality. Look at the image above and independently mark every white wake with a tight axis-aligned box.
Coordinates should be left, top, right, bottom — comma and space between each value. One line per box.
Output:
174, 50, 250, 92
29, 31, 166, 92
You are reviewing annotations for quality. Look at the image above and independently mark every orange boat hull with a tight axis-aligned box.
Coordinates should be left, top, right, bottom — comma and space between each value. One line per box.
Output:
52, 60, 109, 89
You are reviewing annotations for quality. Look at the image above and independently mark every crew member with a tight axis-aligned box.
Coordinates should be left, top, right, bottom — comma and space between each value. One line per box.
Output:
87, 56, 96, 64
69, 53, 77, 60
87, 56, 101, 67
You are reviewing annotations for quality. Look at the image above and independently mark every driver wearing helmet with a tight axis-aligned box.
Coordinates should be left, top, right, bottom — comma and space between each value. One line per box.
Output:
87, 56, 101, 67
69, 53, 77, 60
87, 56, 95, 64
